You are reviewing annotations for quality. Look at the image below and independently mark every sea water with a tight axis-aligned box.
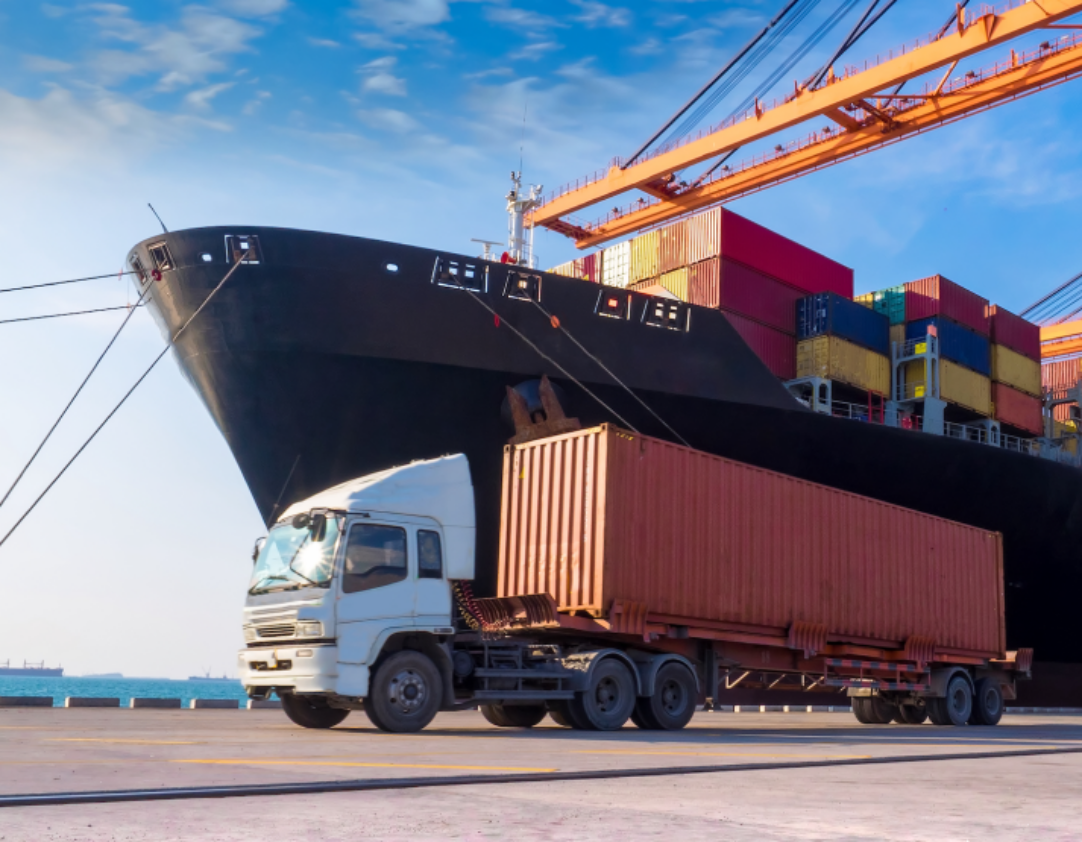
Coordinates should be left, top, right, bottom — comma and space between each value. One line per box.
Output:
0, 675, 259, 707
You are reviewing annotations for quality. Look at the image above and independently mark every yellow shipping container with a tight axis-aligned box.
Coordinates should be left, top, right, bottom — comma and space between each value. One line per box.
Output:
991, 344, 1041, 397
903, 359, 992, 415
796, 336, 890, 394
854, 293, 874, 308
889, 324, 905, 351
629, 230, 660, 284
658, 268, 689, 301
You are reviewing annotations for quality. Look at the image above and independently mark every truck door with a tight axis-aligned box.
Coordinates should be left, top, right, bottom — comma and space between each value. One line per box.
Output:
336, 519, 415, 665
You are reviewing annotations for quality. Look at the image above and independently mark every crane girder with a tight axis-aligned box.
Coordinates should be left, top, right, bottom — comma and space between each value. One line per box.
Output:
1041, 319, 1082, 358
569, 32, 1082, 247
529, 0, 1082, 243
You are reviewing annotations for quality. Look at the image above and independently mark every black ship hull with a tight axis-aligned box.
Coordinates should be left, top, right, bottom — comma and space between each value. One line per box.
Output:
131, 227, 1082, 701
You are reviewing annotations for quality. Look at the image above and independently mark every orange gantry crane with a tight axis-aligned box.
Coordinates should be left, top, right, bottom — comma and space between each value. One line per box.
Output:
530, 0, 1082, 249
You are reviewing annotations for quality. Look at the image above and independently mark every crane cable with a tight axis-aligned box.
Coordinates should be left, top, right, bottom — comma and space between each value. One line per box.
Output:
0, 250, 250, 552
0, 288, 149, 510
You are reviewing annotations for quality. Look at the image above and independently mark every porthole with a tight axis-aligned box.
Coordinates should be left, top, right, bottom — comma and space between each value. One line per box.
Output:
385, 262, 400, 273
201, 253, 213, 263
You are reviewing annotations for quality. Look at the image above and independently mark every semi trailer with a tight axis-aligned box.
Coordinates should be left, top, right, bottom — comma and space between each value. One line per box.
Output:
239, 424, 1031, 733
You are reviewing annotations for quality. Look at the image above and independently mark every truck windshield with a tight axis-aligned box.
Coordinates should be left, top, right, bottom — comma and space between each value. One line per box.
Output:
249, 516, 342, 595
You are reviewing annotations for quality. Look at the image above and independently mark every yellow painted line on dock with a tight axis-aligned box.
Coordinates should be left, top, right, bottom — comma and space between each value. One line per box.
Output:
47, 738, 197, 745
172, 759, 558, 773
575, 750, 872, 760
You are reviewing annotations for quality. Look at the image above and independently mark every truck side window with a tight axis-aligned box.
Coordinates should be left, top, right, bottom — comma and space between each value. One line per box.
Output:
417, 530, 442, 579
342, 524, 407, 594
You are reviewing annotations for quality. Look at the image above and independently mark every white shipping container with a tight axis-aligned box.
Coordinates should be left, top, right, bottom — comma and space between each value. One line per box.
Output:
601, 240, 631, 288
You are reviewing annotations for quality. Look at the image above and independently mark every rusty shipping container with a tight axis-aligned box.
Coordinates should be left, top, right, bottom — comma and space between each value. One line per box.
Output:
905, 275, 990, 336
686, 257, 802, 334
1042, 358, 1082, 423
992, 382, 1043, 436
987, 304, 1040, 361
721, 310, 796, 380
658, 219, 687, 274
686, 207, 721, 265
499, 425, 1005, 657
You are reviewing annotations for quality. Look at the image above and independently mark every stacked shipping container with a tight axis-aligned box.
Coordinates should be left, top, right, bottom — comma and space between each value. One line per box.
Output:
795, 293, 890, 394
986, 305, 1042, 435
1043, 357, 1082, 423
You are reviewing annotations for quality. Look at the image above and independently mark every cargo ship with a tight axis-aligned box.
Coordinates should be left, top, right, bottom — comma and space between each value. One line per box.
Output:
127, 196, 1082, 705
0, 661, 63, 677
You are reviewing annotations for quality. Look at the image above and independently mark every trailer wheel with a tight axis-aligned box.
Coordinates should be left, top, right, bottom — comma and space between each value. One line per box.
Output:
280, 694, 350, 729
893, 700, 929, 725
570, 658, 636, 731
546, 702, 580, 728
969, 678, 1004, 726
630, 707, 657, 729
928, 674, 973, 726
853, 696, 895, 724
480, 704, 547, 728
364, 650, 442, 733
633, 663, 696, 731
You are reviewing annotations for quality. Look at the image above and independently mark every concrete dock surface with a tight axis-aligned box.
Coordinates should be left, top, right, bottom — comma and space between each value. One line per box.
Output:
2, 708, 1082, 840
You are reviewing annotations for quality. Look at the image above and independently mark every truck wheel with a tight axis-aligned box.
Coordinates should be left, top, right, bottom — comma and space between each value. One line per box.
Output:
633, 663, 696, 731
364, 651, 442, 733
546, 702, 580, 728
969, 678, 1004, 726
280, 694, 350, 729
928, 675, 973, 726
569, 658, 636, 731
852, 697, 876, 724
630, 707, 657, 729
480, 704, 547, 728
894, 700, 929, 725
853, 696, 895, 724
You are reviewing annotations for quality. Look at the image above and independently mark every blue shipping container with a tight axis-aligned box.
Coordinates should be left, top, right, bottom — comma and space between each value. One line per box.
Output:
796, 292, 889, 355
905, 317, 991, 377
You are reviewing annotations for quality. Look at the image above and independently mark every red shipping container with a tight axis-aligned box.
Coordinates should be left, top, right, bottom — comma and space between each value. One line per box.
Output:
905, 275, 990, 336
688, 258, 721, 308
687, 257, 802, 334
659, 219, 687, 274
686, 207, 721, 265
499, 424, 1005, 657
1042, 357, 1082, 391
722, 309, 796, 380
992, 382, 1043, 435
987, 305, 1040, 360
719, 209, 854, 298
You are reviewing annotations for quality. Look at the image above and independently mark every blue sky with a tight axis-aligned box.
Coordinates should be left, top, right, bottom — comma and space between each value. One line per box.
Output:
1, 0, 1080, 677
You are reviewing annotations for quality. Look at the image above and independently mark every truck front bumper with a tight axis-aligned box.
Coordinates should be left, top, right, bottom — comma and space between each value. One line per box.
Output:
238, 644, 339, 695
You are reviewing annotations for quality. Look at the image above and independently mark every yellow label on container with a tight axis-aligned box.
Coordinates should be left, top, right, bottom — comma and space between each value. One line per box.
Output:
914, 385, 925, 398
915, 342, 927, 355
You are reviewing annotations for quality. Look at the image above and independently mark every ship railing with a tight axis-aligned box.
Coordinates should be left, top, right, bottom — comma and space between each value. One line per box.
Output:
1000, 432, 1041, 457
894, 379, 926, 402
943, 421, 990, 445
828, 400, 921, 430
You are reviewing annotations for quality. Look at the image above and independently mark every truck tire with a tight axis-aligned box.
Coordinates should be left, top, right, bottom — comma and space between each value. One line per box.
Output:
480, 704, 547, 728
364, 650, 442, 733
894, 700, 929, 725
546, 702, 580, 728
280, 694, 350, 729
569, 658, 636, 731
928, 674, 973, 726
969, 678, 1004, 726
853, 696, 895, 724
633, 663, 696, 731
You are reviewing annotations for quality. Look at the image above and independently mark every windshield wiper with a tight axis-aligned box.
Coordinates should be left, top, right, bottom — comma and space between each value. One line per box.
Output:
248, 575, 291, 595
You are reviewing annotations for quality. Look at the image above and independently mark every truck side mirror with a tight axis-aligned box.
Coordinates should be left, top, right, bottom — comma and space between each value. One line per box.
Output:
252, 537, 266, 563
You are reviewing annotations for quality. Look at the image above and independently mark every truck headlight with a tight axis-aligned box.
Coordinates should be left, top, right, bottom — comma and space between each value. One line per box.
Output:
243, 627, 256, 642
296, 621, 323, 638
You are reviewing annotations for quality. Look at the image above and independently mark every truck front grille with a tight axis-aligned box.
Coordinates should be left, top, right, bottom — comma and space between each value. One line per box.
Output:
256, 623, 295, 639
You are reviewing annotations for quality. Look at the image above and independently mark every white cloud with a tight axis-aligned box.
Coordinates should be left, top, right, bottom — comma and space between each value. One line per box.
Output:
22, 55, 74, 73
464, 67, 515, 80
359, 56, 408, 96
628, 38, 663, 56
87, 5, 263, 90
217, 0, 289, 15
485, 5, 565, 30
357, 107, 421, 133
571, 1, 631, 28
508, 41, 562, 61
242, 90, 272, 115
41, 3, 67, 18
352, 0, 450, 31
307, 37, 341, 48
363, 56, 398, 71
184, 82, 235, 111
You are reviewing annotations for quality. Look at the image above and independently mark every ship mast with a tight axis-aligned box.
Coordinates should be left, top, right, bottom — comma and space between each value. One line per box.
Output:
506, 171, 542, 267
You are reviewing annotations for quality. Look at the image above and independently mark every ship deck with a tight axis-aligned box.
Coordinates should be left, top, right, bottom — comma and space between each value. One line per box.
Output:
3, 708, 1082, 838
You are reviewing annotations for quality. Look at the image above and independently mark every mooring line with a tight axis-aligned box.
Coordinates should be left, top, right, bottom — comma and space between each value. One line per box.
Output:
3, 744, 1080, 808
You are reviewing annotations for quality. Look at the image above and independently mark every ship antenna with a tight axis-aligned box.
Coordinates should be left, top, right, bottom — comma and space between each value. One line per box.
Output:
147, 203, 168, 234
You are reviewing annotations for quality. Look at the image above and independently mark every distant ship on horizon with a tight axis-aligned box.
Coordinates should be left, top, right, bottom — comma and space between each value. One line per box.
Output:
188, 670, 237, 682
0, 660, 63, 677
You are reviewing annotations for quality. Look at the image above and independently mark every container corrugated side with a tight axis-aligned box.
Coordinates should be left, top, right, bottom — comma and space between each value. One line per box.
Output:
722, 310, 796, 380
547, 260, 575, 277
718, 208, 855, 298
854, 293, 874, 308
659, 267, 689, 301
992, 382, 1042, 435
872, 286, 906, 325
659, 219, 687, 274
890, 324, 906, 350
796, 336, 890, 394
629, 230, 660, 284
987, 305, 1040, 360
686, 207, 721, 265
904, 359, 992, 415
904, 275, 990, 336
688, 258, 720, 308
499, 425, 1005, 656
991, 344, 1041, 397
906, 317, 991, 377
601, 241, 630, 288
718, 258, 802, 335
581, 252, 600, 283
797, 292, 890, 355
1042, 358, 1082, 391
